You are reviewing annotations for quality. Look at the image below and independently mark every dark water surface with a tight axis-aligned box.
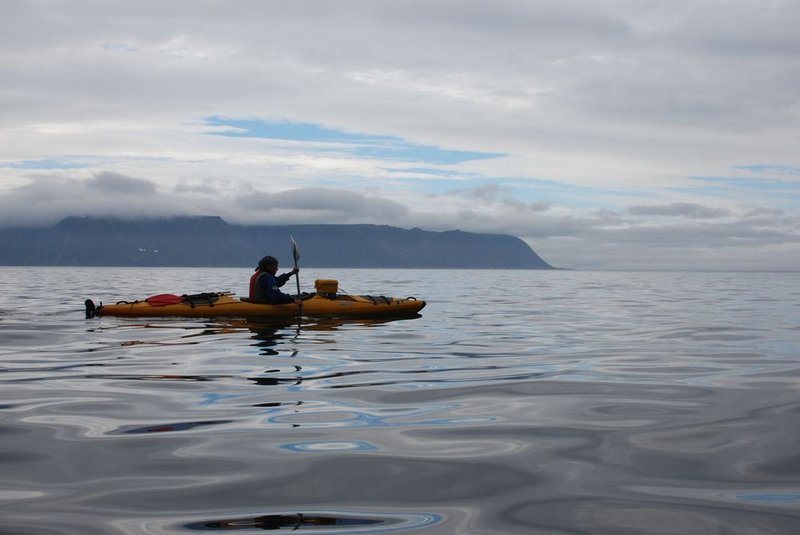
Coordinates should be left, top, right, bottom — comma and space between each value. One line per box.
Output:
1, 267, 799, 534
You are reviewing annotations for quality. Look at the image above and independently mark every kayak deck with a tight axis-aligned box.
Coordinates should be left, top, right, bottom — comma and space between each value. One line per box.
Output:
85, 291, 425, 319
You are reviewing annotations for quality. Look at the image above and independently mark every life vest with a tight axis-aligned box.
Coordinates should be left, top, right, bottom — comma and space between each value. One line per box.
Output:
249, 270, 266, 301
249, 270, 292, 304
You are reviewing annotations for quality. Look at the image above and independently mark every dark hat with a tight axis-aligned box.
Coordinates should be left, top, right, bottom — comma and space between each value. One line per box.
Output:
256, 255, 278, 271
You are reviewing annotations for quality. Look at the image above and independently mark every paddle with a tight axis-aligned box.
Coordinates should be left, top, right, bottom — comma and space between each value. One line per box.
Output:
290, 235, 301, 299
289, 236, 302, 331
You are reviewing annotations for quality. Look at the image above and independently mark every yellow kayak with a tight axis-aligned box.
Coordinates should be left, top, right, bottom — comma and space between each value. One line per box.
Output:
85, 291, 425, 319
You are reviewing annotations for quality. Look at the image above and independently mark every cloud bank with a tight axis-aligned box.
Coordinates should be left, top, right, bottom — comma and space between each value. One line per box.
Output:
1, 172, 797, 271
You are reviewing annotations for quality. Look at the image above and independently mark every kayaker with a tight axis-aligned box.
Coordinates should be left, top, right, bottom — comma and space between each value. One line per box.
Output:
249, 255, 302, 306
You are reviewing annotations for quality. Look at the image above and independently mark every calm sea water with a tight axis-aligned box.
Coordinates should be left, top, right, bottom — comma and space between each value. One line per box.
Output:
1, 267, 799, 534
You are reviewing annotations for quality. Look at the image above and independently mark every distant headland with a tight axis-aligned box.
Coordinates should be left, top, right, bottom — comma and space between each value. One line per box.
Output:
0, 216, 554, 269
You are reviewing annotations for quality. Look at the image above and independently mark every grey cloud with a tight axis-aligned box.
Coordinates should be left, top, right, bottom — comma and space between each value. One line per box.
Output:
591, 222, 800, 249
87, 171, 157, 195
627, 203, 729, 219
743, 207, 786, 218
501, 198, 552, 213
523, 217, 800, 270
236, 187, 409, 221
665, 3, 800, 59
445, 184, 510, 202
3, 0, 799, 164
363, 1, 633, 44
0, 172, 203, 227
1, 178, 411, 228
172, 181, 224, 195
468, 184, 505, 202
418, 202, 799, 269
516, 210, 800, 248
443, 185, 552, 213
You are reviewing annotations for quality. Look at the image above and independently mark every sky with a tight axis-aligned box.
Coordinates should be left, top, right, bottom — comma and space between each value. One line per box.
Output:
1, 0, 799, 270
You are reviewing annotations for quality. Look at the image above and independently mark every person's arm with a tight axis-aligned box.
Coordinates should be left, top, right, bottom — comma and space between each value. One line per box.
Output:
262, 274, 296, 304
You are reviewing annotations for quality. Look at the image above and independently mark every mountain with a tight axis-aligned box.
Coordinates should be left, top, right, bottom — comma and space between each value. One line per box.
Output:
0, 216, 554, 269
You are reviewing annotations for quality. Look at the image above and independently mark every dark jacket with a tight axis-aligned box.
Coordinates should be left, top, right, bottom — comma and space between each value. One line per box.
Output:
249, 271, 295, 304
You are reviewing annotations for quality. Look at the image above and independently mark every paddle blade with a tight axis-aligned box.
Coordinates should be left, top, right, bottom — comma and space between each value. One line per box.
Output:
290, 235, 300, 264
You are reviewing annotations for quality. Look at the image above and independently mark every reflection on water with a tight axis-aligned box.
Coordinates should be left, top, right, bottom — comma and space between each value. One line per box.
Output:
112, 419, 235, 435
188, 512, 376, 530
183, 511, 438, 531
1, 267, 799, 534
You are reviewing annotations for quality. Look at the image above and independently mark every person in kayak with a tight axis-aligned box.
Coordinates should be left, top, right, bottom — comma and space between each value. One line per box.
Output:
249, 255, 302, 305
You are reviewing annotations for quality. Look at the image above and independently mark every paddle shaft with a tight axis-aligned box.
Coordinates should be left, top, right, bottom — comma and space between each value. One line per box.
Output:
290, 236, 301, 300
294, 259, 301, 297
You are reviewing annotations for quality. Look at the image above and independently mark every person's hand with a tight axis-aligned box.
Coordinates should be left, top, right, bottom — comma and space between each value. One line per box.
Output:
293, 298, 303, 306
291, 267, 300, 275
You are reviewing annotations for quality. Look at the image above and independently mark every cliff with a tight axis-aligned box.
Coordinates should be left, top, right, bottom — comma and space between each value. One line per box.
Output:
0, 216, 553, 269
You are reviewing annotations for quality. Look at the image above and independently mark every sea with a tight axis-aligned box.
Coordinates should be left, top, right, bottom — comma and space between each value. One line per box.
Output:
1, 267, 799, 534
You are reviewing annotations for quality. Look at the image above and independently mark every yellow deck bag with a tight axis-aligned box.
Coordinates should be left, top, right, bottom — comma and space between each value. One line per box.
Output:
315, 279, 339, 294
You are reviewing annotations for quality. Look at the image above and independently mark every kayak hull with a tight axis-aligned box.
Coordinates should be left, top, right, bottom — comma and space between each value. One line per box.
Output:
87, 293, 426, 319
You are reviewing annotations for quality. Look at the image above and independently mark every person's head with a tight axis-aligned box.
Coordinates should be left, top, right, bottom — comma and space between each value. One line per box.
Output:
257, 255, 279, 274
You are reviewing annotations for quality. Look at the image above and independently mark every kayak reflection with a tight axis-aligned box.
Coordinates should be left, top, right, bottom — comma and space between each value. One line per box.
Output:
249, 315, 421, 356
189, 512, 383, 530
244, 315, 422, 388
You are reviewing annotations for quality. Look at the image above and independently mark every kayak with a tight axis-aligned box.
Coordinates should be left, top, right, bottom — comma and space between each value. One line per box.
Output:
84, 290, 426, 319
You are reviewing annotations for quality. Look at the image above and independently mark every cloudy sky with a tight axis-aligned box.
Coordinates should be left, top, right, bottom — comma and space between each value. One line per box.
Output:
1, 0, 799, 270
